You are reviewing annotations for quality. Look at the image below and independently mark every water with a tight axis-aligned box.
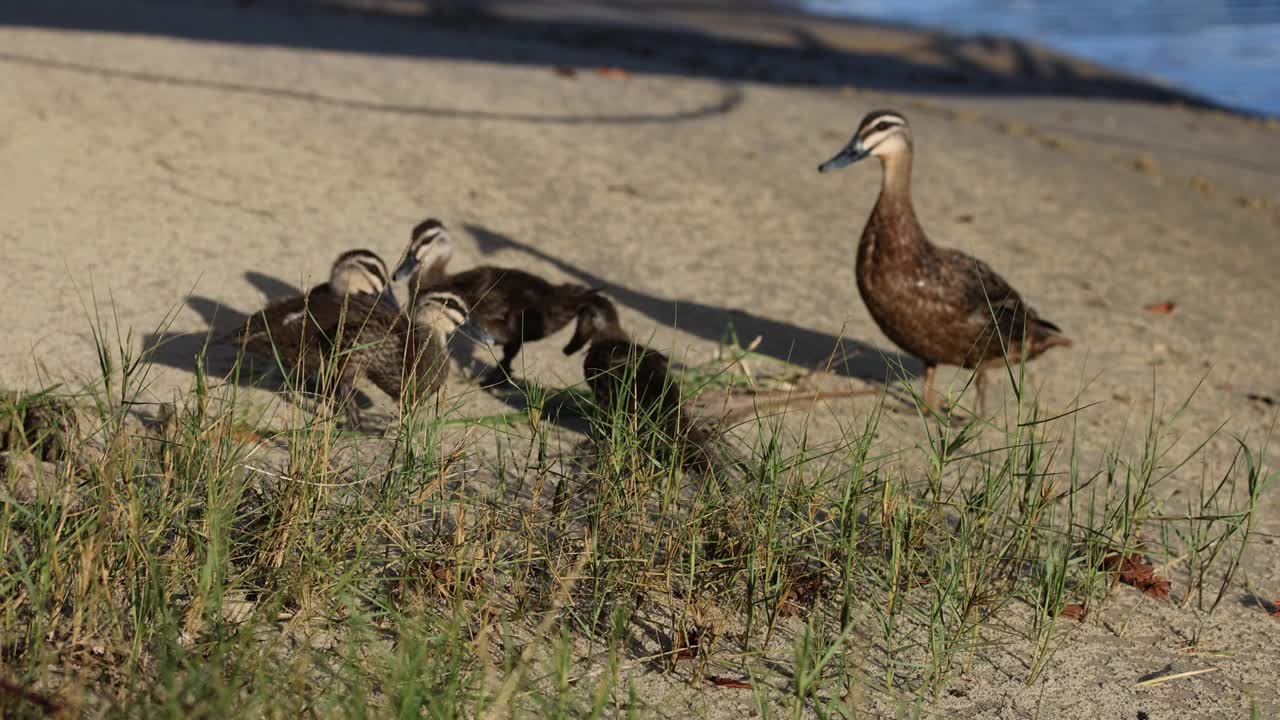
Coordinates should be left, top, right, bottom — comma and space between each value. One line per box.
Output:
802, 0, 1280, 116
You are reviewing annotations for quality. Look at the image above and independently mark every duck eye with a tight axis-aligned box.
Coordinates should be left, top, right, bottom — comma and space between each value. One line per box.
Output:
875, 121, 891, 132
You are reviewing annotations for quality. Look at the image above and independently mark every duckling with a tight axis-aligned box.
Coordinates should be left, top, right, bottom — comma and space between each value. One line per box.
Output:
818, 110, 1071, 410
227, 248, 395, 365
394, 218, 600, 383
397, 218, 455, 296
562, 294, 712, 471
226, 251, 466, 425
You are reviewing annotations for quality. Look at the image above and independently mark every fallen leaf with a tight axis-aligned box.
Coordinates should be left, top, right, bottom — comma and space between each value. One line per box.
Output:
1269, 599, 1280, 617
1061, 603, 1087, 621
1143, 301, 1177, 315
1104, 554, 1170, 600
552, 65, 577, 78
595, 66, 631, 79
708, 676, 752, 689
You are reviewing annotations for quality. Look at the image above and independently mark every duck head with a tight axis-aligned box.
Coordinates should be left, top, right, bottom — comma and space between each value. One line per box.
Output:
818, 110, 911, 172
330, 249, 394, 306
563, 293, 623, 355
393, 217, 456, 284
412, 290, 495, 344
413, 290, 470, 337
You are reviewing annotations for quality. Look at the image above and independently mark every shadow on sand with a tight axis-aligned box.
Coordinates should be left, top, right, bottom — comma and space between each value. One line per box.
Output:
0, 0, 1220, 133
461, 223, 916, 384
139, 272, 306, 385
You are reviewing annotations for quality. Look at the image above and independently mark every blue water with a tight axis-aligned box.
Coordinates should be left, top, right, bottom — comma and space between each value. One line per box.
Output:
802, 0, 1280, 116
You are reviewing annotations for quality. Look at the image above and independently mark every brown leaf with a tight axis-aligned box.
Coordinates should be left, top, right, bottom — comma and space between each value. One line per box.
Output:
1061, 603, 1087, 621
595, 66, 631, 79
552, 65, 577, 78
1269, 599, 1280, 618
708, 676, 753, 689
1143, 301, 1177, 315
1104, 554, 1171, 599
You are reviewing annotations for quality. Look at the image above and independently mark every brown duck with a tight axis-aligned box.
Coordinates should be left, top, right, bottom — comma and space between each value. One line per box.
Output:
818, 110, 1071, 409
226, 248, 392, 362
225, 250, 467, 425
394, 218, 600, 383
563, 294, 713, 471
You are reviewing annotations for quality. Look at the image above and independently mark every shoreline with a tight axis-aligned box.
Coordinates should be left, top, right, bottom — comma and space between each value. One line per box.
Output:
791, 0, 1278, 119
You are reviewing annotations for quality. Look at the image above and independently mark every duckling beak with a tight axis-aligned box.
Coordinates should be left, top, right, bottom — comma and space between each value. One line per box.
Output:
453, 316, 495, 345
818, 140, 869, 173
391, 255, 418, 284
381, 289, 401, 311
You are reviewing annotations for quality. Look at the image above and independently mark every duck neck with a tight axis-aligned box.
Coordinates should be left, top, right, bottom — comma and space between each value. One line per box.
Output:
595, 323, 631, 345
877, 150, 914, 210
866, 149, 926, 253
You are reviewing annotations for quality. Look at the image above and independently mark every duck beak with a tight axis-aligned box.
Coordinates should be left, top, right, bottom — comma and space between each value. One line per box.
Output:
818, 139, 868, 173
391, 254, 418, 284
382, 288, 401, 311
452, 316, 495, 345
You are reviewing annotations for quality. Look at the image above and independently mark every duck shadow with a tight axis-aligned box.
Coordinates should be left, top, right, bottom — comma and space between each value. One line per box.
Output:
462, 223, 918, 385
138, 272, 307, 388
480, 377, 595, 436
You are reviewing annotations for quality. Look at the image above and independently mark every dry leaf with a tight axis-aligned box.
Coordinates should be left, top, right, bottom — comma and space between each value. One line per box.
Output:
552, 65, 577, 78
708, 676, 753, 689
1269, 599, 1280, 618
1061, 603, 1087, 621
595, 66, 631, 79
1143, 301, 1177, 315
1104, 554, 1170, 599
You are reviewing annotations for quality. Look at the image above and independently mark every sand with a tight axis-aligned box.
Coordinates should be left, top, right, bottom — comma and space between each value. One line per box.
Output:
1, 0, 1279, 716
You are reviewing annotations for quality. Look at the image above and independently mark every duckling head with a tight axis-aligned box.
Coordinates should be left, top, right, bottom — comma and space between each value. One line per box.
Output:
393, 217, 456, 284
563, 293, 623, 355
330, 249, 391, 298
818, 110, 911, 173
413, 290, 470, 337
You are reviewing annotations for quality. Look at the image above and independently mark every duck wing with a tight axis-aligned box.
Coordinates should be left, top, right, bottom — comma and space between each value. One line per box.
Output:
935, 247, 1067, 359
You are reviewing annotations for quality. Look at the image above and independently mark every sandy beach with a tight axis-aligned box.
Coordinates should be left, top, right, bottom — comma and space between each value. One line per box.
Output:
1, 0, 1279, 716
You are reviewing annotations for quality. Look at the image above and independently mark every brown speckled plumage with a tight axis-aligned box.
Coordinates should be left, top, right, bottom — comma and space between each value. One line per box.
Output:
225, 250, 463, 424
820, 110, 1071, 407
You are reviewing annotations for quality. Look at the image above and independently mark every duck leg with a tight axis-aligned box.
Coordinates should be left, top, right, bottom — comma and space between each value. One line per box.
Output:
499, 338, 522, 378
921, 363, 938, 411
336, 377, 363, 429
483, 339, 522, 386
973, 369, 986, 415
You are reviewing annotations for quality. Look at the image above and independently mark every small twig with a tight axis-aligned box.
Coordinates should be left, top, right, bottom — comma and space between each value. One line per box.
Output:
1135, 666, 1219, 687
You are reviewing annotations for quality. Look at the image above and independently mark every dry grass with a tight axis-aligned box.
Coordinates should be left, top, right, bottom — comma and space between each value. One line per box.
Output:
0, 308, 1273, 718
